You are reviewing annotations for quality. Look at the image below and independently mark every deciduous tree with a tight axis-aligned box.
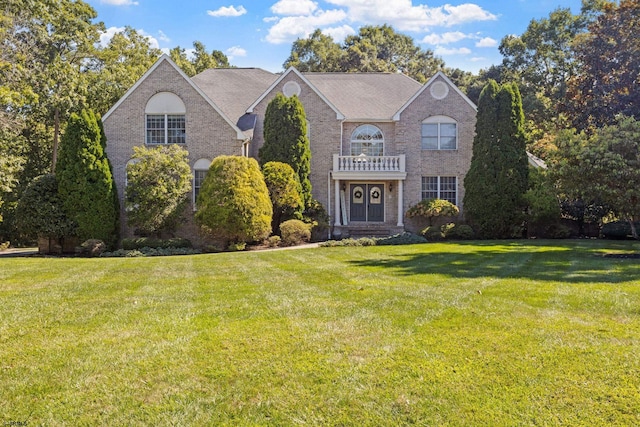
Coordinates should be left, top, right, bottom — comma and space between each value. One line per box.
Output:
125, 145, 192, 236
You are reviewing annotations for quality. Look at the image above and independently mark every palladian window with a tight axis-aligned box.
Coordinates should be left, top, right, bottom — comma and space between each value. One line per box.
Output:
145, 92, 186, 144
350, 124, 384, 156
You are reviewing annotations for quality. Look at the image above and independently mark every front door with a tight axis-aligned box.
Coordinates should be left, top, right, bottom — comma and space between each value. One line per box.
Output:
350, 184, 384, 222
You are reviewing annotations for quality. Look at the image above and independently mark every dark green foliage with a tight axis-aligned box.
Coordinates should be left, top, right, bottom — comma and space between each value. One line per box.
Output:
279, 219, 312, 246
442, 223, 475, 240
56, 110, 119, 247
524, 167, 562, 237
125, 145, 192, 236
101, 247, 201, 257
121, 237, 192, 250
259, 93, 312, 206
601, 221, 640, 240
303, 198, 330, 242
78, 239, 107, 257
196, 155, 272, 246
15, 174, 75, 239
421, 226, 444, 241
463, 80, 529, 238
262, 161, 303, 234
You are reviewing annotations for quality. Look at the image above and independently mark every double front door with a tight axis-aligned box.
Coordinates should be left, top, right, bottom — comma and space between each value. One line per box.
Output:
350, 183, 384, 222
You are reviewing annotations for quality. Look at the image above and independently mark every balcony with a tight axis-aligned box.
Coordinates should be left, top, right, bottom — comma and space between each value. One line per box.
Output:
332, 154, 407, 180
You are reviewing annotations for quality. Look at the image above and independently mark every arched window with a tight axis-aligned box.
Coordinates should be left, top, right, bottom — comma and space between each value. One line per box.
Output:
145, 92, 186, 144
193, 158, 211, 209
421, 116, 457, 150
350, 124, 384, 156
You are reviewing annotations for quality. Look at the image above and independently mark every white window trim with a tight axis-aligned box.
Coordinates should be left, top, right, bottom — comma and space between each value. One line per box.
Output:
422, 176, 458, 206
193, 159, 211, 211
350, 124, 385, 156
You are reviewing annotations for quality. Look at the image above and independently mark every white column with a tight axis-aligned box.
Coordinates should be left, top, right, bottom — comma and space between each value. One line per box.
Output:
334, 179, 341, 226
397, 179, 404, 227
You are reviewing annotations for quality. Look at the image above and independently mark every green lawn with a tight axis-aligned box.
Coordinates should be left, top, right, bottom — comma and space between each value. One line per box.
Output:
1, 240, 639, 426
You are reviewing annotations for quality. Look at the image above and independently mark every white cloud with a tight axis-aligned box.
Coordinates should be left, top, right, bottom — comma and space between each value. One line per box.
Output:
271, 0, 318, 16
470, 57, 486, 62
422, 31, 468, 45
475, 37, 497, 47
207, 5, 247, 17
100, 0, 138, 5
323, 0, 496, 32
266, 9, 347, 44
323, 25, 356, 42
157, 30, 170, 43
435, 46, 472, 55
226, 46, 247, 58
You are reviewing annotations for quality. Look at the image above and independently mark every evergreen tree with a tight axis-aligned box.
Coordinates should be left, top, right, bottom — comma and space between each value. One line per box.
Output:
56, 109, 119, 247
196, 156, 272, 247
262, 161, 303, 234
463, 81, 529, 238
259, 93, 312, 206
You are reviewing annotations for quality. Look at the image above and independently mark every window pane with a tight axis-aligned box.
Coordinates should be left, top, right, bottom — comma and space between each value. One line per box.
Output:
351, 125, 384, 156
440, 123, 457, 149
441, 123, 456, 136
350, 141, 363, 156
194, 169, 207, 206
441, 136, 457, 150
167, 115, 185, 144
421, 124, 438, 150
421, 177, 438, 200
440, 176, 457, 204
146, 115, 165, 144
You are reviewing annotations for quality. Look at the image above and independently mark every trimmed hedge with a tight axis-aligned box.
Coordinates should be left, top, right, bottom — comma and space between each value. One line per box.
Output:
121, 237, 193, 250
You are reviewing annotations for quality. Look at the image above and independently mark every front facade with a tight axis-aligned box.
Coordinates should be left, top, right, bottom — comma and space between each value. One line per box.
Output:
103, 55, 477, 242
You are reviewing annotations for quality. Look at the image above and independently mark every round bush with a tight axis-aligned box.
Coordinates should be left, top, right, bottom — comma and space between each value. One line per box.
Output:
443, 223, 475, 240
280, 219, 311, 246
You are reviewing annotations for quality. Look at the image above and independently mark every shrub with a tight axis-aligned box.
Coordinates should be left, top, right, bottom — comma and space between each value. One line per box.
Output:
125, 145, 192, 236
443, 223, 475, 240
121, 237, 192, 250
196, 156, 272, 247
15, 174, 75, 239
262, 161, 303, 234
304, 199, 330, 242
421, 226, 444, 241
280, 219, 312, 246
601, 221, 640, 240
101, 247, 201, 257
78, 239, 107, 257
375, 232, 427, 246
266, 235, 281, 248
407, 199, 459, 226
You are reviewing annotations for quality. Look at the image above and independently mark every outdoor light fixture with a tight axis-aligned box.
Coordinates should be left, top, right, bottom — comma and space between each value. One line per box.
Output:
389, 182, 393, 192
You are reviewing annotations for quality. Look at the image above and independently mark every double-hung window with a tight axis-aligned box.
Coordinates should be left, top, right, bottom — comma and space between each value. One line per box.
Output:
422, 176, 457, 205
422, 116, 457, 150
145, 92, 186, 145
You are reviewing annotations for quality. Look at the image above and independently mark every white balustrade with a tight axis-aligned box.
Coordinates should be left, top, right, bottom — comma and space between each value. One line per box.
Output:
333, 154, 405, 173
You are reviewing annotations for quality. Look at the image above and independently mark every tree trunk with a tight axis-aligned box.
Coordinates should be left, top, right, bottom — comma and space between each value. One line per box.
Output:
51, 108, 60, 173
629, 218, 639, 240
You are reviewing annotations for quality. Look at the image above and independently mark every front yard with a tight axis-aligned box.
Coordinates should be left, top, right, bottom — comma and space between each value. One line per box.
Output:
1, 240, 639, 425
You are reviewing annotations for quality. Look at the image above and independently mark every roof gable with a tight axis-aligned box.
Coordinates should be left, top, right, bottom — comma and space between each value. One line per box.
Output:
393, 71, 477, 121
102, 54, 246, 140
304, 72, 422, 121
247, 67, 346, 120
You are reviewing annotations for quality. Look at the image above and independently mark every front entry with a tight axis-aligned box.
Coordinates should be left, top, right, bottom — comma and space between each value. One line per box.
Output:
350, 184, 384, 222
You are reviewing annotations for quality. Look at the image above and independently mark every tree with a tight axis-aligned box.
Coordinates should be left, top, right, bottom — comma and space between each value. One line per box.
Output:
0, 122, 24, 225
170, 41, 230, 77
195, 156, 272, 247
283, 29, 344, 72
87, 26, 161, 116
553, 117, 640, 239
259, 93, 312, 206
14, 174, 74, 241
56, 110, 118, 246
564, 0, 640, 131
463, 81, 529, 238
262, 161, 303, 234
125, 145, 192, 236
284, 25, 443, 83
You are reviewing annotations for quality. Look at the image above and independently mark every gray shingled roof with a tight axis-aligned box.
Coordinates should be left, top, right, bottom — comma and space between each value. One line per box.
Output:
192, 68, 277, 126
303, 72, 423, 120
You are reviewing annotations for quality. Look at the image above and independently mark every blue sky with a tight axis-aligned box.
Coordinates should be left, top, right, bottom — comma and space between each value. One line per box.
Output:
87, 0, 584, 74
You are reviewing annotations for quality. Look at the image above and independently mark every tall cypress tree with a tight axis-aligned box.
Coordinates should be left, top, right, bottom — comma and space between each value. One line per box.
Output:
259, 93, 312, 206
57, 109, 119, 247
463, 81, 529, 238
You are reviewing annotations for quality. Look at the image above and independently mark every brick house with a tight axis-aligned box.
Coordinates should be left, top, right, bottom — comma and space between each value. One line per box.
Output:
103, 54, 477, 242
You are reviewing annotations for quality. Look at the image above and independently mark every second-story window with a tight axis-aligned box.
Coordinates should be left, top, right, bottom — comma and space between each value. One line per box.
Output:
422, 116, 457, 150
145, 92, 186, 144
350, 124, 384, 156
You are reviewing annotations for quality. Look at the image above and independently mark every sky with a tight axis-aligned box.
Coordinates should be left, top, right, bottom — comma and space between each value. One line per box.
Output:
87, 0, 585, 74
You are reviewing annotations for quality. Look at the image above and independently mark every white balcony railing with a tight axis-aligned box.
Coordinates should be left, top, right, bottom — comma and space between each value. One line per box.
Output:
333, 154, 405, 173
